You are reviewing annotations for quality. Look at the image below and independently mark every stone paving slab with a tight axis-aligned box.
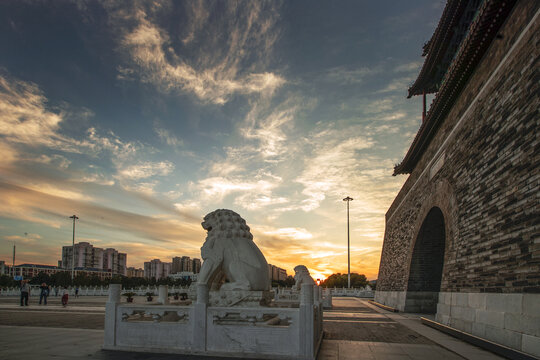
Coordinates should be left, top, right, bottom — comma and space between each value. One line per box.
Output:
0, 304, 105, 312
0, 325, 249, 360
318, 340, 463, 360
0, 309, 104, 329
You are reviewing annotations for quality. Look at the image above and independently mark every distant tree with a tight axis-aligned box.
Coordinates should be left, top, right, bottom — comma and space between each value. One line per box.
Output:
50, 271, 72, 287
89, 275, 102, 286
30, 271, 51, 285
74, 273, 92, 286
0, 274, 16, 287
283, 275, 295, 287
320, 273, 368, 288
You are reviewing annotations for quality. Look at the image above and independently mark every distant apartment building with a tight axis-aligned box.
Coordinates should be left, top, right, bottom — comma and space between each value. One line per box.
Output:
267, 264, 287, 282
181, 256, 192, 272
62, 242, 102, 269
172, 256, 201, 274
192, 258, 201, 274
62, 242, 127, 275
144, 259, 172, 280
126, 267, 144, 278
103, 248, 127, 276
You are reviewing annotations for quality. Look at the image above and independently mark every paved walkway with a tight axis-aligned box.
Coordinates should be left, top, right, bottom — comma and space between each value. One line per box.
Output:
0, 296, 502, 360
318, 298, 503, 360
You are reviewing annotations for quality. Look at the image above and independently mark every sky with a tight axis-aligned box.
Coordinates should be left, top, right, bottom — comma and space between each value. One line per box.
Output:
0, 0, 445, 281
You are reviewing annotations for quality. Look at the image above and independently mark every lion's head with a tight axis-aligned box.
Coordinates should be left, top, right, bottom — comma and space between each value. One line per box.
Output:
202, 209, 253, 241
293, 265, 315, 289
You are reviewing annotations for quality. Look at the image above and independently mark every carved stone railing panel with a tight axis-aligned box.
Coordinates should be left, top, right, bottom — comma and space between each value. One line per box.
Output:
119, 306, 190, 323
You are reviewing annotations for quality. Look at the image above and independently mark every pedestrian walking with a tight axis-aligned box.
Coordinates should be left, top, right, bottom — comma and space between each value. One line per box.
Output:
75, 287, 79, 298
20, 279, 29, 306
61, 287, 69, 307
39, 282, 50, 305
54, 286, 59, 297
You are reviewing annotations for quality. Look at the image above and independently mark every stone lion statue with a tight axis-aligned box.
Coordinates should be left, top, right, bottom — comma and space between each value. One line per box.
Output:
198, 209, 270, 292
292, 265, 315, 290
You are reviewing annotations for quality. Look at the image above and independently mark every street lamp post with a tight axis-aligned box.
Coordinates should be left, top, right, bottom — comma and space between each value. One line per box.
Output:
343, 196, 353, 288
12, 241, 16, 279
69, 215, 79, 282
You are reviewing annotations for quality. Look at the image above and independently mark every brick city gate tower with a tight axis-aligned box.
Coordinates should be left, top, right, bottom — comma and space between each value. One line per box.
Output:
375, 0, 539, 357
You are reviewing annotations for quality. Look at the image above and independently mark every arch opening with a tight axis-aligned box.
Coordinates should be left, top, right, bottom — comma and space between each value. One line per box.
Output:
405, 207, 446, 313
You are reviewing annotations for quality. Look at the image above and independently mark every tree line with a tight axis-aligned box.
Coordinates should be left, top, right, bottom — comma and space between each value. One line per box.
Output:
1, 272, 370, 289
0, 272, 193, 288
319, 273, 369, 288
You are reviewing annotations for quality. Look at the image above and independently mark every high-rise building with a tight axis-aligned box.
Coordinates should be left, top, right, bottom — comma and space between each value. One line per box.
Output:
172, 256, 201, 274
117, 253, 127, 276
126, 267, 144, 278
103, 248, 127, 275
61, 242, 126, 275
192, 258, 201, 274
62, 242, 103, 270
181, 256, 192, 272
144, 259, 172, 280
171, 257, 182, 274
267, 264, 287, 282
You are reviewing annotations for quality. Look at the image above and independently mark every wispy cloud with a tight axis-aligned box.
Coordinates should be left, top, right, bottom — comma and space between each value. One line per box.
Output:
154, 125, 183, 147
0, 72, 78, 152
111, 2, 286, 104
321, 66, 379, 84
295, 126, 375, 211
0, 181, 202, 243
117, 161, 174, 180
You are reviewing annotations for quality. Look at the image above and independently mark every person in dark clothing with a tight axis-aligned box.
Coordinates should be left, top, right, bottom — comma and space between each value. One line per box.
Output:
20, 280, 29, 306
39, 283, 49, 305
61, 287, 69, 307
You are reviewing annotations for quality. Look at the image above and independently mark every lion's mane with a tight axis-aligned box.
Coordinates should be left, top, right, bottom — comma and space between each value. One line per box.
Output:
203, 209, 253, 241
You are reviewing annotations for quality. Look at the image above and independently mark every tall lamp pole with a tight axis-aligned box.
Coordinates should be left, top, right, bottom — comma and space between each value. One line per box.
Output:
69, 215, 79, 282
12, 241, 16, 279
343, 196, 353, 288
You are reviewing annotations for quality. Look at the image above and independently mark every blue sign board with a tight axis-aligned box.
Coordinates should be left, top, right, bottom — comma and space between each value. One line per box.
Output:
14, 276, 23, 281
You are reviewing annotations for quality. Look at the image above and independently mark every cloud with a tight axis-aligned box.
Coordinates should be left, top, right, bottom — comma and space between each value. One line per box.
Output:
295, 127, 375, 211
154, 125, 183, 147
262, 227, 313, 240
3, 233, 41, 244
376, 76, 414, 94
112, 2, 286, 104
117, 161, 174, 180
30, 154, 71, 169
393, 61, 422, 73
0, 181, 203, 244
321, 66, 379, 84
194, 172, 281, 203
0, 72, 77, 152
241, 100, 299, 160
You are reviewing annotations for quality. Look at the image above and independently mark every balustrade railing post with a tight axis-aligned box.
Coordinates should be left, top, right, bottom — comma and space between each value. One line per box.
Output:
300, 283, 314, 359
192, 283, 208, 351
158, 285, 169, 304
104, 284, 121, 349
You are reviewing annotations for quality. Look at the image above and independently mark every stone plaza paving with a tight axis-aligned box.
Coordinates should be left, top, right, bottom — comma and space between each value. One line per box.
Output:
0, 296, 502, 360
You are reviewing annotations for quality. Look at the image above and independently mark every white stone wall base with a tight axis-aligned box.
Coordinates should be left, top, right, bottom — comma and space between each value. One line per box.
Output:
375, 290, 540, 358
374, 290, 407, 311
436, 292, 540, 358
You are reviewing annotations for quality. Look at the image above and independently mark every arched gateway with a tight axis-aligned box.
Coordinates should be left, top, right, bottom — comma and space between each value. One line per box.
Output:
404, 207, 445, 313
375, 1, 539, 356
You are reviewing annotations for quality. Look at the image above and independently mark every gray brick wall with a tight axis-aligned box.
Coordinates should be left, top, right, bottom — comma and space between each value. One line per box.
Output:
377, 0, 540, 294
